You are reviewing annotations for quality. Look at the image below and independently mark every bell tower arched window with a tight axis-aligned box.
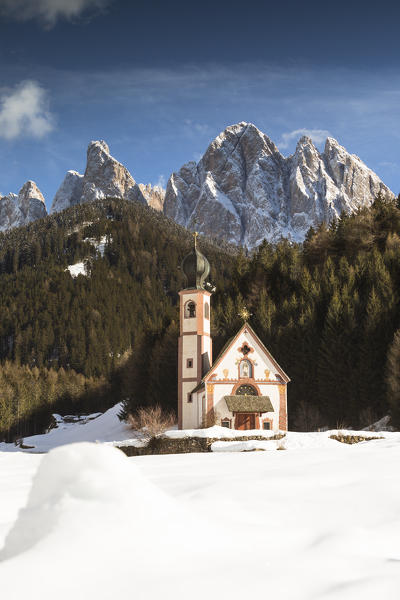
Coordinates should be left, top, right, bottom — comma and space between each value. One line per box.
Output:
239, 359, 252, 379
204, 302, 210, 319
184, 300, 196, 318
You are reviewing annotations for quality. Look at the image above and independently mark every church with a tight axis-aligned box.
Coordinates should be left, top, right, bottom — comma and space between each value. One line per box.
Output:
178, 236, 290, 431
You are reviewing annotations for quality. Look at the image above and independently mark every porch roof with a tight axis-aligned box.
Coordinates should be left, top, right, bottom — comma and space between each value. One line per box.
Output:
224, 395, 273, 413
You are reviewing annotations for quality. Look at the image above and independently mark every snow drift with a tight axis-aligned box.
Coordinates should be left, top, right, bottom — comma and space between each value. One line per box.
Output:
1, 435, 400, 599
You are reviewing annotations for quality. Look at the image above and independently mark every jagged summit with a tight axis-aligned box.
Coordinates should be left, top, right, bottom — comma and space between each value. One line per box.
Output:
0, 125, 394, 245
0, 180, 47, 231
51, 140, 166, 213
88, 139, 110, 154
163, 123, 394, 248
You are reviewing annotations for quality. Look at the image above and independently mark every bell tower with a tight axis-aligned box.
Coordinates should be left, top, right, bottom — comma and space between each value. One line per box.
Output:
178, 233, 212, 429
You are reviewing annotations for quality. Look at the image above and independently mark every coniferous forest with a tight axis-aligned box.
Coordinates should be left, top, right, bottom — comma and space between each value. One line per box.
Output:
1, 194, 400, 440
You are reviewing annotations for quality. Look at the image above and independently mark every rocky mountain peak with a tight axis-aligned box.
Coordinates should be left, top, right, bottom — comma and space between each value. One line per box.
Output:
83, 139, 136, 201
85, 140, 112, 173
296, 136, 317, 151
293, 136, 320, 172
88, 139, 110, 155
324, 136, 341, 152
208, 122, 279, 162
51, 171, 84, 213
18, 180, 46, 204
51, 141, 149, 213
0, 180, 47, 231
164, 122, 394, 248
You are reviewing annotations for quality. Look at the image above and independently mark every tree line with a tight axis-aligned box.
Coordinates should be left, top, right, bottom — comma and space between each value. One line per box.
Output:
1, 194, 400, 440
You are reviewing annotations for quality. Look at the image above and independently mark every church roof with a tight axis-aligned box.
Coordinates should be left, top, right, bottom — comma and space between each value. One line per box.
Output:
224, 395, 274, 413
203, 322, 290, 383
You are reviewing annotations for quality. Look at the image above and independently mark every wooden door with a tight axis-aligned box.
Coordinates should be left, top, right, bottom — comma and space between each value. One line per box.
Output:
236, 413, 255, 430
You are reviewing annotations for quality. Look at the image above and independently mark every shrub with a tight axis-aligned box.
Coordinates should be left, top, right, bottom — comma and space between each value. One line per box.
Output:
127, 405, 176, 441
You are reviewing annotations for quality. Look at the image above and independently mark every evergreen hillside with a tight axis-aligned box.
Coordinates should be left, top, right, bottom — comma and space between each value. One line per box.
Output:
0, 199, 238, 439
1, 194, 400, 440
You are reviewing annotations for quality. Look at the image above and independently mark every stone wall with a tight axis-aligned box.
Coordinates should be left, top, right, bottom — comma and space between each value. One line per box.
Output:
116, 433, 285, 457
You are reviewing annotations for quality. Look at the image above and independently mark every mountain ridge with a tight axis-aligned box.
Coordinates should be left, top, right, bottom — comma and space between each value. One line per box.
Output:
163, 122, 394, 248
0, 123, 394, 245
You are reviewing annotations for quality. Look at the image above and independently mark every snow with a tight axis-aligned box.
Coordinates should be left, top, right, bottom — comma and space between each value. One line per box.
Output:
1, 408, 400, 598
164, 424, 280, 439
83, 234, 109, 257
0, 452, 41, 543
204, 173, 238, 216
1, 435, 400, 598
65, 261, 86, 277
64, 236, 110, 277
211, 438, 285, 452
0, 403, 137, 453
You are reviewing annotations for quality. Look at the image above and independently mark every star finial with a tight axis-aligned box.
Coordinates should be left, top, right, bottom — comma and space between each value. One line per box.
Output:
193, 231, 199, 248
238, 307, 252, 321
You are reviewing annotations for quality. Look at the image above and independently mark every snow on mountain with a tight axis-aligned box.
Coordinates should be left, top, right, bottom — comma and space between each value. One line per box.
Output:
0, 181, 47, 231
163, 122, 394, 247
65, 261, 87, 278
64, 235, 111, 278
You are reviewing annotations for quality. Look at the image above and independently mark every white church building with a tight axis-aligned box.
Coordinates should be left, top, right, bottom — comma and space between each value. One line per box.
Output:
178, 237, 290, 431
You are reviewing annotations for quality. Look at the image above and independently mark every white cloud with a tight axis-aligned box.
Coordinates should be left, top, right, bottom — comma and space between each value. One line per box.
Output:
154, 174, 166, 188
379, 161, 399, 171
279, 128, 331, 149
183, 119, 212, 136
0, 0, 111, 26
0, 81, 54, 140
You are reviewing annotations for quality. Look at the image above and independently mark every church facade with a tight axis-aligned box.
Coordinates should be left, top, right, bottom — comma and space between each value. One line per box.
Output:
178, 238, 290, 431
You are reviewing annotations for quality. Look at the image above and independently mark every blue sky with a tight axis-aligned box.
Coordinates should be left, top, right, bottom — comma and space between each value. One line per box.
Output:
0, 0, 399, 208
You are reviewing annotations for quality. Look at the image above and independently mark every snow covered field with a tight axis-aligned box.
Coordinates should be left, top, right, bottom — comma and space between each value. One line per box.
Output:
1, 408, 400, 599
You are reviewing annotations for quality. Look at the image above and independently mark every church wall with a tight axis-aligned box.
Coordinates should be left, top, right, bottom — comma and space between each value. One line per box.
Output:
181, 335, 198, 379
202, 335, 212, 370
202, 294, 211, 336
209, 330, 285, 383
181, 381, 201, 429
210, 383, 281, 431
203, 328, 287, 432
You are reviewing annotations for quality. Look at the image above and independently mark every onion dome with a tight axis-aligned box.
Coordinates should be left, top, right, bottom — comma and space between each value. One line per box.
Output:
181, 233, 210, 289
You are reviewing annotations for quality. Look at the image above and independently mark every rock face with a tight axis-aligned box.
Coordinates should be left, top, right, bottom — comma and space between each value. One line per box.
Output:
82, 140, 138, 204
163, 122, 394, 247
137, 183, 165, 211
51, 171, 84, 213
51, 141, 159, 213
0, 181, 47, 231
